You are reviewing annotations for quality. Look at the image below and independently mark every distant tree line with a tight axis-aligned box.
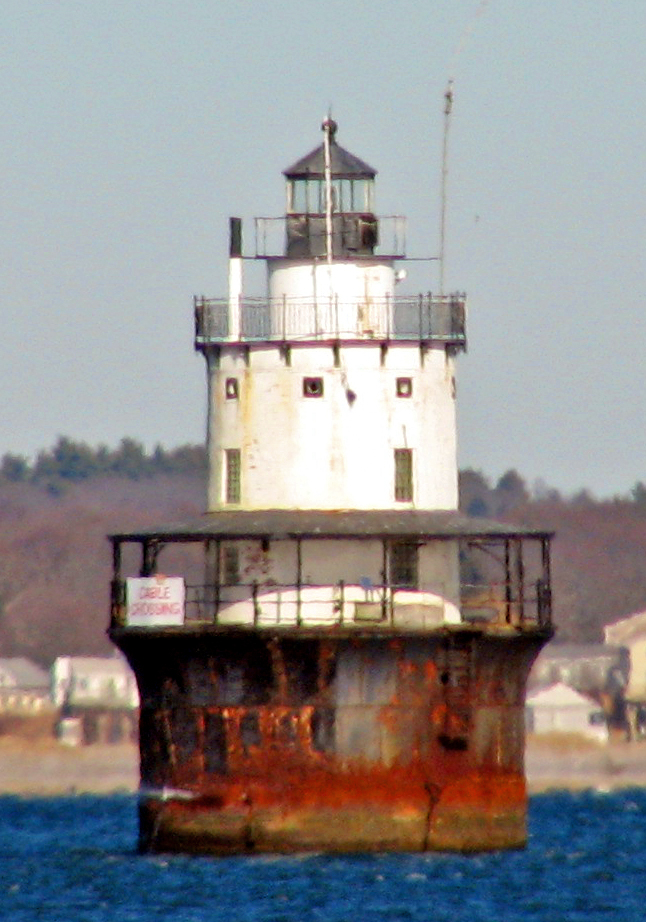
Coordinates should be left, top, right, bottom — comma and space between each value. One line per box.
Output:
0, 437, 206, 492
459, 467, 646, 515
2, 441, 646, 664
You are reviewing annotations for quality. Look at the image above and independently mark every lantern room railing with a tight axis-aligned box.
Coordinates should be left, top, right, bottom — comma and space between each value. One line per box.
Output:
194, 294, 467, 348
254, 215, 406, 259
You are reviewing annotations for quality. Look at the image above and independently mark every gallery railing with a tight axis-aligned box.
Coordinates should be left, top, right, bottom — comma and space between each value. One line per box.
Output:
194, 294, 467, 347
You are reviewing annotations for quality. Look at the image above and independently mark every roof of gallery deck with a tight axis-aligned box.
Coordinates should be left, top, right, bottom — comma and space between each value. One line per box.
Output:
109, 509, 553, 543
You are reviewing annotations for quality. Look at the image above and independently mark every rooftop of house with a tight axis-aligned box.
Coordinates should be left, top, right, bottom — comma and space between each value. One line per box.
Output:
526, 682, 599, 709
605, 610, 646, 645
0, 657, 49, 690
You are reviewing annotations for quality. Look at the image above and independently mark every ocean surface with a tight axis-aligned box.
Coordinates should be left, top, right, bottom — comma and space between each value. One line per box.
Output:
1, 791, 645, 921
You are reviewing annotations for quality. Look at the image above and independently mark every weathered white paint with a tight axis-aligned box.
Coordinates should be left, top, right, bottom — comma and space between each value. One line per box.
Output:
201, 140, 463, 626
206, 343, 457, 511
268, 260, 396, 338
227, 257, 242, 341
215, 584, 453, 628
213, 538, 461, 626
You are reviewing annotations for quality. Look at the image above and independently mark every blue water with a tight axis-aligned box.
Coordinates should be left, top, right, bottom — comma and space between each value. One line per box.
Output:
1, 791, 645, 921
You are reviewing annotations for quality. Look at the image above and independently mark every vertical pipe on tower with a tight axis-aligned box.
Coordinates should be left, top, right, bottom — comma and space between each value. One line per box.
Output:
228, 217, 243, 341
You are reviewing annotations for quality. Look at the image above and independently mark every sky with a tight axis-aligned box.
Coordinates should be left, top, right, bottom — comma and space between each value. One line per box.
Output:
2, 0, 646, 498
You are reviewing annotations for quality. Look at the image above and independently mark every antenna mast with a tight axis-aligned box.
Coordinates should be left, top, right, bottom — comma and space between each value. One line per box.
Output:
439, 80, 453, 295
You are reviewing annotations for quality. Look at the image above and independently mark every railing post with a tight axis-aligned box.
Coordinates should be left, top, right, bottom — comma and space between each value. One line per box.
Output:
193, 296, 200, 341
252, 580, 259, 626
418, 293, 423, 340
214, 539, 221, 624
504, 539, 512, 624
516, 538, 525, 624
296, 539, 302, 627
337, 579, 345, 624
381, 539, 389, 623
540, 537, 552, 628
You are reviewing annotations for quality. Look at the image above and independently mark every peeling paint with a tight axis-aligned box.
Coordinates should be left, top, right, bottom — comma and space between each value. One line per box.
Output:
113, 624, 548, 854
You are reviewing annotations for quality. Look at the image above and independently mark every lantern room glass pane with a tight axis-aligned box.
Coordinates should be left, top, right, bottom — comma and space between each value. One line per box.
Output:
352, 180, 374, 212
310, 179, 324, 213
288, 177, 375, 214
291, 180, 308, 213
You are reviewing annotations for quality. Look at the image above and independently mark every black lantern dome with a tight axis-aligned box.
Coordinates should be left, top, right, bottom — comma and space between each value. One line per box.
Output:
282, 123, 379, 258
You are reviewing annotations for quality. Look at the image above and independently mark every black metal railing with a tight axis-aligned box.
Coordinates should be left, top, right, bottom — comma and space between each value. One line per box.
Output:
111, 578, 550, 631
194, 294, 466, 347
254, 215, 407, 259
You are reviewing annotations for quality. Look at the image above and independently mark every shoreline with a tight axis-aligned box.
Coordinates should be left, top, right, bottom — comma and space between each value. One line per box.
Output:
2, 735, 646, 797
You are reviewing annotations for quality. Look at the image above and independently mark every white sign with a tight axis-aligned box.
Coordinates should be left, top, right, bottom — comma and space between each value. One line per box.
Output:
126, 576, 185, 627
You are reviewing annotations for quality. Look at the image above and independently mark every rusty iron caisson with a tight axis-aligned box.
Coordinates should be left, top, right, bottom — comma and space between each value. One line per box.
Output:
111, 618, 550, 854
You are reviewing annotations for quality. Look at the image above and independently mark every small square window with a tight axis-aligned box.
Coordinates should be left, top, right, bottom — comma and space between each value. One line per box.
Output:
396, 377, 413, 398
303, 377, 324, 398
225, 378, 238, 399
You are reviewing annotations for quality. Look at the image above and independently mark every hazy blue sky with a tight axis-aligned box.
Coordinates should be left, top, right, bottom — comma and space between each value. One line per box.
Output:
3, 1, 645, 497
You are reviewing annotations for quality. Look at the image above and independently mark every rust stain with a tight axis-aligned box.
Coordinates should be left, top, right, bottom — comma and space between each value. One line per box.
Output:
121, 628, 541, 854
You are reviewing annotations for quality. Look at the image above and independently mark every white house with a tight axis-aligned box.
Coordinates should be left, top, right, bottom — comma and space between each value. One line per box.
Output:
51, 655, 139, 709
526, 682, 608, 743
0, 657, 52, 714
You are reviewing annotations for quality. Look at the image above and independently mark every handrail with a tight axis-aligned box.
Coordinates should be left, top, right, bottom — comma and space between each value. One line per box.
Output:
194, 293, 467, 347
111, 578, 549, 630
254, 214, 407, 258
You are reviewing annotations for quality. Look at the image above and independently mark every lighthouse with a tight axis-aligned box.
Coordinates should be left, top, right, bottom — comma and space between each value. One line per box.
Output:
109, 120, 553, 854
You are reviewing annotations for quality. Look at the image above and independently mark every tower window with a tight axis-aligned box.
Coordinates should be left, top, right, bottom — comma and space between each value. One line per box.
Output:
225, 449, 241, 504
222, 545, 240, 586
394, 449, 413, 502
390, 543, 419, 589
396, 377, 413, 398
303, 377, 324, 398
225, 378, 238, 399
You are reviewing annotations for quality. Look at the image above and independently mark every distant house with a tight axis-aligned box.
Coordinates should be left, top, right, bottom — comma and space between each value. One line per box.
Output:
528, 642, 627, 696
605, 611, 646, 700
526, 682, 608, 743
51, 655, 139, 745
0, 657, 52, 715
604, 612, 646, 739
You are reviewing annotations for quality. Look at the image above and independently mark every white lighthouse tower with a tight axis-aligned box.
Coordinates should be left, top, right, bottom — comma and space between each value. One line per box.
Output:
194, 119, 467, 628
203, 118, 461, 514
110, 119, 553, 855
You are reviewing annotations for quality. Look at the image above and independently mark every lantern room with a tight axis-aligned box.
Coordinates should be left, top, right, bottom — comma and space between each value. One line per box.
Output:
282, 118, 379, 259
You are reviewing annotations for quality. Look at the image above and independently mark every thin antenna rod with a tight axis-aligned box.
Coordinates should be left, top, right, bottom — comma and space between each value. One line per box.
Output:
439, 80, 453, 296
439, 0, 490, 293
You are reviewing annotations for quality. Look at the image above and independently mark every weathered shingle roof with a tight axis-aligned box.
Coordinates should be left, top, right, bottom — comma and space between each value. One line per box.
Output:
109, 509, 553, 542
